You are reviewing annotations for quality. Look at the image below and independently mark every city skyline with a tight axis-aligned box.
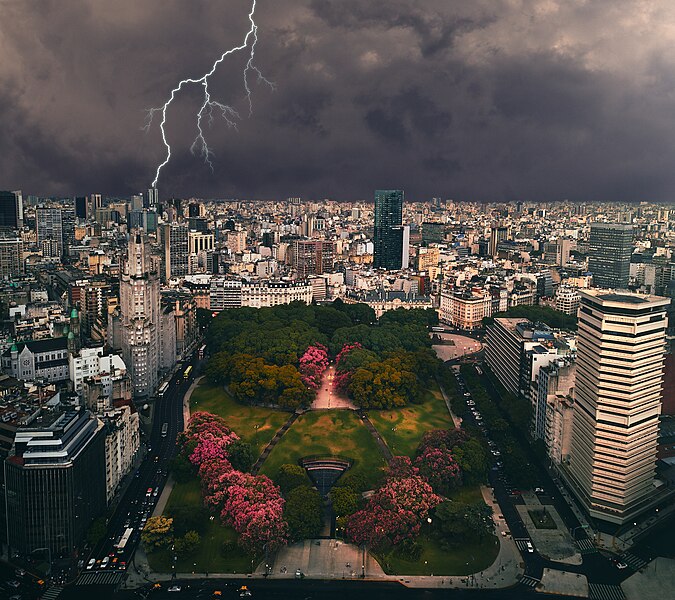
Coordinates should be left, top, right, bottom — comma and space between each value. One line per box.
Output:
2, 1, 675, 201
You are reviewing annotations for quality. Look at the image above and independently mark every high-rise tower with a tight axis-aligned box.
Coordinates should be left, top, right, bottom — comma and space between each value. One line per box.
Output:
588, 223, 632, 289
118, 232, 160, 397
373, 189, 407, 270
568, 290, 669, 524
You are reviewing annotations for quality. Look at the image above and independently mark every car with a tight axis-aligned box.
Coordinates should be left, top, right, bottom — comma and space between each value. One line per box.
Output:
146, 488, 153, 497
112, 557, 119, 566
168, 585, 182, 592
119, 561, 127, 571
615, 561, 628, 570
464, 392, 471, 397
535, 487, 545, 493
14, 569, 25, 577
86, 559, 96, 570
101, 556, 110, 569
7, 580, 20, 588
525, 541, 534, 553
153, 487, 159, 497
295, 569, 303, 578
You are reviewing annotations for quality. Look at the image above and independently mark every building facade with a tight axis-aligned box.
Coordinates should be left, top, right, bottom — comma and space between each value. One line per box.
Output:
567, 290, 669, 524
373, 189, 406, 270
4, 409, 106, 559
116, 232, 160, 397
588, 223, 632, 289
36, 207, 64, 258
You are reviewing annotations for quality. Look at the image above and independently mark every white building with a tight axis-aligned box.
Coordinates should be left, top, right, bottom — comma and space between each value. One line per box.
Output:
209, 278, 313, 311
69, 346, 128, 395
567, 290, 669, 524
555, 286, 581, 316
439, 290, 492, 330
101, 406, 140, 503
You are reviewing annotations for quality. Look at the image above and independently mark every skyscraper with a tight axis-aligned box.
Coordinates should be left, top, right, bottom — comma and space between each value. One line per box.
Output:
588, 223, 633, 289
373, 189, 406, 270
5, 408, 106, 559
159, 223, 189, 282
146, 187, 158, 208
0, 190, 22, 229
568, 290, 669, 524
118, 232, 160, 397
36, 206, 63, 257
75, 196, 88, 219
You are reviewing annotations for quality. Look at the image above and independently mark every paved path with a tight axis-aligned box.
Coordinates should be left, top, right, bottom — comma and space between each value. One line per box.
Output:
183, 375, 204, 425
311, 365, 355, 410
358, 411, 393, 464
250, 410, 303, 475
435, 376, 461, 428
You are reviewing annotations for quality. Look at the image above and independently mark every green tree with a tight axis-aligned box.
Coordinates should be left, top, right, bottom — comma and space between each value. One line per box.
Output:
284, 486, 323, 541
86, 517, 107, 546
174, 530, 200, 556
331, 485, 360, 517
275, 464, 310, 494
168, 506, 208, 536
170, 454, 195, 484
433, 500, 493, 549
227, 439, 255, 472
453, 438, 488, 484
141, 516, 174, 550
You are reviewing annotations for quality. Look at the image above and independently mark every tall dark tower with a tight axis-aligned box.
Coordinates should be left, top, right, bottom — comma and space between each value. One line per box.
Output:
588, 223, 632, 289
0, 191, 22, 229
373, 189, 404, 270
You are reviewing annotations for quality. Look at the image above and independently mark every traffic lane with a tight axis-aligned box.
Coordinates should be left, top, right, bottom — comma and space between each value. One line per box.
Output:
91, 369, 193, 567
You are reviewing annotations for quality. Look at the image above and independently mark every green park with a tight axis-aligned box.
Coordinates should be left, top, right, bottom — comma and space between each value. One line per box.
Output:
144, 301, 500, 577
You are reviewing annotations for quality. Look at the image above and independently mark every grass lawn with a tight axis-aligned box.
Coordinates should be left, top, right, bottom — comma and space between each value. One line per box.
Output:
190, 382, 289, 455
259, 410, 387, 489
368, 383, 455, 457
375, 530, 500, 576
146, 478, 255, 574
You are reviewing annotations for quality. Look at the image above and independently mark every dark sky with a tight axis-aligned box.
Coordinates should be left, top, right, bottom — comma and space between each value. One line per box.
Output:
2, 0, 675, 202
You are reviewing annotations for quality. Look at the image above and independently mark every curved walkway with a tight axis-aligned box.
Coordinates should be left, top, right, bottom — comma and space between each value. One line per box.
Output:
250, 410, 305, 475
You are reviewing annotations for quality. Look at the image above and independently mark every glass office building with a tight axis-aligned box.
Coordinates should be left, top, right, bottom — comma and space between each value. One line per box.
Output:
4, 408, 106, 560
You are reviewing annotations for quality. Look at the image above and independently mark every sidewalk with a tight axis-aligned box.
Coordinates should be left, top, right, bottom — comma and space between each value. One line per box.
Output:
183, 375, 204, 426
435, 377, 461, 428
127, 487, 523, 591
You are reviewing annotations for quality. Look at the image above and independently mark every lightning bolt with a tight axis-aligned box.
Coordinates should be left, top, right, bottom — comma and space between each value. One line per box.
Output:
143, 0, 274, 187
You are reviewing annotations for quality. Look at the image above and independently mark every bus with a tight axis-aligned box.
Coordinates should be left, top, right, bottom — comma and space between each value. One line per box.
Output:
157, 382, 169, 397
198, 344, 207, 360
115, 527, 134, 552
161, 423, 168, 437
183, 365, 193, 379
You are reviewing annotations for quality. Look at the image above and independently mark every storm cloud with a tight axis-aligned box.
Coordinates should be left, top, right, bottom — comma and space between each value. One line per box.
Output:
1, 0, 675, 202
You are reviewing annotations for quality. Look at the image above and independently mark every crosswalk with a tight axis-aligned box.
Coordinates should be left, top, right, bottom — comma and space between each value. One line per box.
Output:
619, 551, 648, 571
41, 586, 63, 600
76, 571, 124, 586
519, 575, 541, 588
514, 538, 533, 552
588, 583, 626, 600
575, 538, 597, 554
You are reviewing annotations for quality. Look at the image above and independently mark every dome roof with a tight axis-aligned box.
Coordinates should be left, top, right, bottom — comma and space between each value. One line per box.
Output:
70, 308, 79, 318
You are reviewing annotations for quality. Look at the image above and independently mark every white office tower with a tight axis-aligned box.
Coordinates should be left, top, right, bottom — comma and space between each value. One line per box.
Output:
119, 231, 160, 397
568, 290, 669, 524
